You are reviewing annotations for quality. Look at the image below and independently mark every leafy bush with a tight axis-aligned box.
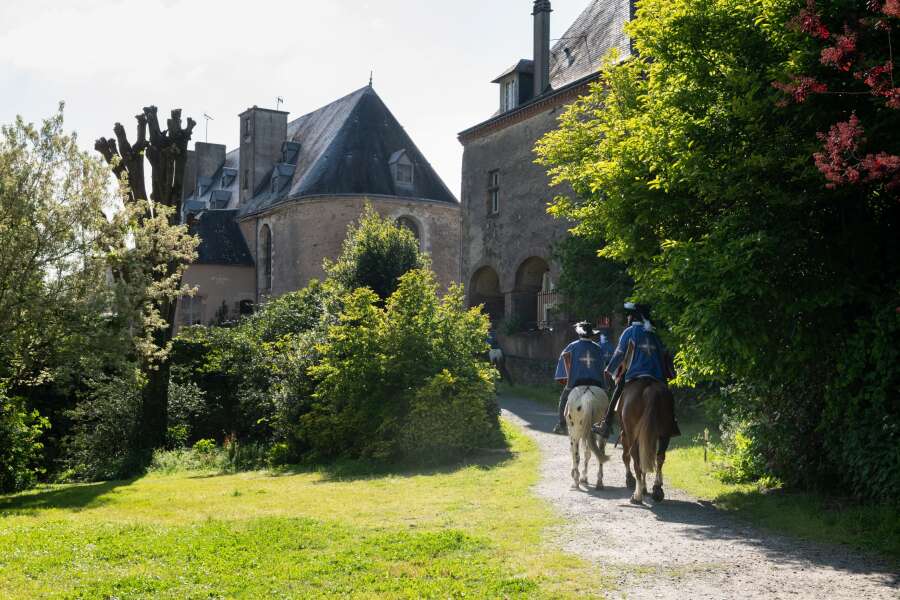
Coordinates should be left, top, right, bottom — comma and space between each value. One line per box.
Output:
0, 391, 49, 493
304, 269, 500, 462
820, 307, 900, 502
325, 204, 425, 300
400, 369, 501, 462
64, 374, 148, 481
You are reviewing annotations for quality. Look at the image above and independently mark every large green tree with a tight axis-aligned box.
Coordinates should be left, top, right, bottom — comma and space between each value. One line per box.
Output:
536, 0, 898, 496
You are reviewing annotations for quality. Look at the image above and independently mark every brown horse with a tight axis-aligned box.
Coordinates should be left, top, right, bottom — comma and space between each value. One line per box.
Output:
618, 378, 676, 504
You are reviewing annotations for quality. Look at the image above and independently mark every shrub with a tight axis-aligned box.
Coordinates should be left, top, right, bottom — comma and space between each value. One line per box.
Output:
820, 307, 900, 502
304, 269, 500, 462
325, 204, 425, 300
0, 391, 49, 493
400, 369, 501, 462
64, 373, 148, 481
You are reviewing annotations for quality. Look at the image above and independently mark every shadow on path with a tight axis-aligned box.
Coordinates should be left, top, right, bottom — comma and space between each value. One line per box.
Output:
500, 393, 900, 588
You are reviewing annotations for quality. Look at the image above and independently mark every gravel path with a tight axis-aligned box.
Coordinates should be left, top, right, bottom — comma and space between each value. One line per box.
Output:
500, 394, 899, 599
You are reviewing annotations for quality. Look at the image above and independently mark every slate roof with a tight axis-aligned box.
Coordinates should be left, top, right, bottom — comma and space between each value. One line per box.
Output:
548, 0, 633, 89
239, 86, 457, 218
190, 209, 254, 266
492, 59, 534, 83
182, 148, 241, 220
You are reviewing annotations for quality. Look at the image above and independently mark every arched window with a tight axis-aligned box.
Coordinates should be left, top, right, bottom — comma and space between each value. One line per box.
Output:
396, 216, 420, 243
261, 225, 273, 292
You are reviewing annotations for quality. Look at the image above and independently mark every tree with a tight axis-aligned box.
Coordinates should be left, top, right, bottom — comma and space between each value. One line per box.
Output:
325, 204, 426, 300
95, 106, 197, 449
0, 107, 116, 389
551, 234, 632, 321
535, 0, 898, 496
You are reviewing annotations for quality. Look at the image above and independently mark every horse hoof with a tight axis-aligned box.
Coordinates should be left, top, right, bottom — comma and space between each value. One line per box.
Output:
580, 478, 588, 486
571, 483, 580, 491
595, 482, 604, 491
626, 474, 636, 490
629, 497, 643, 505
651, 486, 664, 502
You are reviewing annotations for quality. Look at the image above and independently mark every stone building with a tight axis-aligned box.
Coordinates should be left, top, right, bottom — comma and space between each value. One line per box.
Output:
176, 85, 460, 328
458, 0, 632, 381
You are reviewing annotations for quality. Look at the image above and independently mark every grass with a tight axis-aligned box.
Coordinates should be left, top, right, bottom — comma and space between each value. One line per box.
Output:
0, 422, 613, 599
503, 383, 900, 564
664, 423, 900, 563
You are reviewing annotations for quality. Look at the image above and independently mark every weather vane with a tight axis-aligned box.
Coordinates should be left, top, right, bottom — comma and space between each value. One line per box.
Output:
276, 96, 284, 111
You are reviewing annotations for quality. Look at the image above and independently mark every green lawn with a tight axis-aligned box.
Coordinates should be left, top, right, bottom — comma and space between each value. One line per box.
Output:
501, 382, 900, 564
0, 423, 611, 599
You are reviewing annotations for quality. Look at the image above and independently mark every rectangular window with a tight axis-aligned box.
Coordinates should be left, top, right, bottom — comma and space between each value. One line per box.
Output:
243, 169, 249, 191
179, 295, 205, 326
395, 163, 413, 185
487, 170, 500, 215
502, 80, 517, 111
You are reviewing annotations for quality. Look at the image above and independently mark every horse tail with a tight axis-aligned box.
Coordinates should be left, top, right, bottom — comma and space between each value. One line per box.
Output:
587, 388, 609, 463
636, 388, 659, 475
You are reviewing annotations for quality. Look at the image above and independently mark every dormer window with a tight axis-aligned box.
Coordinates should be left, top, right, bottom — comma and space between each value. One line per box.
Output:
502, 79, 518, 111
221, 167, 237, 188
492, 59, 533, 112
389, 149, 414, 188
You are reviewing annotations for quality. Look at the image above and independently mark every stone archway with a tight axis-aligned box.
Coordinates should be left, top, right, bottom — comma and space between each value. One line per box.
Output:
469, 266, 505, 325
511, 256, 550, 329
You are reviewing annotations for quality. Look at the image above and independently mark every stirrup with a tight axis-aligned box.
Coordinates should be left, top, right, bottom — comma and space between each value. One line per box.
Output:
592, 420, 612, 438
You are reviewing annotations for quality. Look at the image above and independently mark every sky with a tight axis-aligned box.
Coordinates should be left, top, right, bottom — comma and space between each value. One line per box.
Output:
0, 0, 591, 198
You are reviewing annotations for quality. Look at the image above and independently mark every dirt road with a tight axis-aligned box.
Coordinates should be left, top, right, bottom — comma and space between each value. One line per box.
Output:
500, 394, 898, 599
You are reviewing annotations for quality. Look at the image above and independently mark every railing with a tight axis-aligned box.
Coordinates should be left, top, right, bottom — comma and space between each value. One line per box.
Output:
536, 291, 561, 330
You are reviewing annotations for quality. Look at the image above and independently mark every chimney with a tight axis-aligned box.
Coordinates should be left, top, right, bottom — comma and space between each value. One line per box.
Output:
533, 0, 552, 96
195, 142, 226, 180
182, 149, 196, 201
238, 106, 289, 205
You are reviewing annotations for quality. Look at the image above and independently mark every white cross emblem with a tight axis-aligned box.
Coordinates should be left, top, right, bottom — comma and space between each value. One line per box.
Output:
638, 339, 656, 356
579, 352, 595, 370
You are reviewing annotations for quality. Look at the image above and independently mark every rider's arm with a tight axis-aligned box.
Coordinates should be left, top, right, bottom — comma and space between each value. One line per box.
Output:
604, 328, 632, 379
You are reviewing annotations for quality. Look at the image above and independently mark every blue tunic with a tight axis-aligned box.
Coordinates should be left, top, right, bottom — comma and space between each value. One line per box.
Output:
597, 340, 615, 370
555, 339, 606, 386
605, 323, 671, 383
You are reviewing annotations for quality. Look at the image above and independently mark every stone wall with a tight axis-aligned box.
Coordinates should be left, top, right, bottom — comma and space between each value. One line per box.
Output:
459, 97, 575, 324
241, 195, 460, 301
175, 263, 255, 332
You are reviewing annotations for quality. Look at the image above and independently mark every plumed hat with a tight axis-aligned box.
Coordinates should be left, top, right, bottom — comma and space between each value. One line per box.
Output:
574, 321, 594, 337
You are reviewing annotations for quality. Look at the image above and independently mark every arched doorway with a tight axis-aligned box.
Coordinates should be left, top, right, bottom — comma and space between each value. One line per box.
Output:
469, 266, 505, 324
512, 257, 550, 329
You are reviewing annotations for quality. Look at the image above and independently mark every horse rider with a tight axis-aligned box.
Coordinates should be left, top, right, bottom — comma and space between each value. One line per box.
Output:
593, 302, 681, 441
597, 332, 614, 370
553, 321, 607, 434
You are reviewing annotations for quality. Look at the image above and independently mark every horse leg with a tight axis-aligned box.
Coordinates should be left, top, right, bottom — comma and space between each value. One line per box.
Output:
630, 441, 645, 504
621, 430, 635, 490
579, 437, 590, 487
594, 434, 605, 490
569, 437, 580, 490
651, 447, 667, 502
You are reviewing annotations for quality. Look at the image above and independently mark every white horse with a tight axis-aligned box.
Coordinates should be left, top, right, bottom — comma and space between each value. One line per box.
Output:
564, 385, 610, 490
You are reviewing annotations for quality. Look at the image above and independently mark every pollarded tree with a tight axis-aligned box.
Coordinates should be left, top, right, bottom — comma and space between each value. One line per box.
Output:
95, 106, 198, 449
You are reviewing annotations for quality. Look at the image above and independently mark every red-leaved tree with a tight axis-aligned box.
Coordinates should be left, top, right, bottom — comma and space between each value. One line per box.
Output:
775, 0, 900, 193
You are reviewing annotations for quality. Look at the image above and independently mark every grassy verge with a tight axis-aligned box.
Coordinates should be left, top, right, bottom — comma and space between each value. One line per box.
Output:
0, 422, 612, 599
502, 383, 900, 564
